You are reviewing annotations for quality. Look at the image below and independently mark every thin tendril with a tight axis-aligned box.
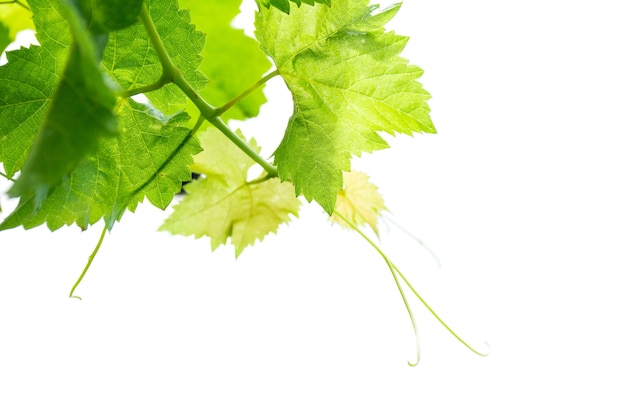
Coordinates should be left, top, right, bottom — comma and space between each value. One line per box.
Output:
392, 261, 490, 356
334, 211, 490, 362
215, 70, 280, 117
382, 214, 442, 269
69, 224, 107, 300
334, 212, 420, 365
388, 261, 421, 366
189, 115, 205, 137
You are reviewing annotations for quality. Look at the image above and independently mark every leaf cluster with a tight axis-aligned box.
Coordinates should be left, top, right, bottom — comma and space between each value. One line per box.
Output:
0, 0, 492, 366
1, 0, 434, 254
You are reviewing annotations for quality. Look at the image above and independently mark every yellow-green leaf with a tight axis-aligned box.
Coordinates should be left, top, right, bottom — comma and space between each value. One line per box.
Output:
256, 1, 435, 213
160, 127, 301, 256
331, 171, 385, 234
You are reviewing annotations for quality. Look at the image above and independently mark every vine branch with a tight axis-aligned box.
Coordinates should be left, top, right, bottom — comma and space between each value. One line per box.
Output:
138, 4, 278, 178
0, 171, 15, 182
123, 76, 169, 98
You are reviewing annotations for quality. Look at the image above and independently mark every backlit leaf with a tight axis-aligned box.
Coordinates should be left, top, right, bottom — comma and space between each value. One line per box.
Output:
331, 170, 385, 234
0, 1, 33, 44
0, 99, 199, 231
179, 0, 271, 121
256, 1, 435, 213
7, 0, 118, 202
161, 127, 301, 256
257, 0, 331, 15
101, 0, 207, 113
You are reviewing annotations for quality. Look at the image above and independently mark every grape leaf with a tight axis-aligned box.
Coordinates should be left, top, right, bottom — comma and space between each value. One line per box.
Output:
178, 0, 271, 121
257, 0, 331, 15
0, 99, 200, 231
0, 1, 33, 44
101, 0, 207, 113
78, 0, 143, 34
331, 171, 385, 234
0, 0, 73, 180
0, 21, 10, 53
160, 127, 301, 256
255, 1, 435, 213
7, 0, 120, 202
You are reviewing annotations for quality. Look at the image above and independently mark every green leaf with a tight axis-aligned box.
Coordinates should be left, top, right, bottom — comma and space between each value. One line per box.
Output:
161, 127, 301, 256
0, 0, 73, 181
257, 0, 331, 15
0, 1, 34, 43
178, 0, 271, 121
0, 20, 10, 53
101, 0, 207, 113
0, 99, 200, 231
77, 0, 143, 34
7, 0, 118, 202
256, 1, 435, 213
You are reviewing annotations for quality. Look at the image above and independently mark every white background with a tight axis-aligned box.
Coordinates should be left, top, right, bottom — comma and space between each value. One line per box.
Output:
2, 0, 626, 415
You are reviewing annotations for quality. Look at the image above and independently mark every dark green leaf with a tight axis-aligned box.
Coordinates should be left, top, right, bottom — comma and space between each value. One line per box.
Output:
0, 21, 10, 53
77, 0, 144, 33
0, 0, 71, 179
8, 0, 118, 202
1, 99, 200, 231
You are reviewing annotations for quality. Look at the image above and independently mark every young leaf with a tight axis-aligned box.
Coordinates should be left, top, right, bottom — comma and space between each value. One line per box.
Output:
7, 0, 118, 202
101, 0, 207, 113
161, 127, 301, 256
331, 171, 386, 234
0, 99, 200, 232
257, 0, 331, 15
255, 1, 435, 213
178, 0, 271, 121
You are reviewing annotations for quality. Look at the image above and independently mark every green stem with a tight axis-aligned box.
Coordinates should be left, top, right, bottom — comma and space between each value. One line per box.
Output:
246, 174, 275, 186
210, 117, 278, 177
123, 76, 169, 98
0, 171, 15, 182
215, 70, 280, 117
69, 224, 107, 300
138, 4, 278, 178
189, 114, 205, 137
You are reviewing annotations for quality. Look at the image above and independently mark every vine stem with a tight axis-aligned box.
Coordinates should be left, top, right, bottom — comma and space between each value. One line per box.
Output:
215, 70, 280, 117
123, 77, 169, 98
334, 212, 490, 362
138, 4, 278, 178
69, 224, 107, 300
0, 171, 15, 182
